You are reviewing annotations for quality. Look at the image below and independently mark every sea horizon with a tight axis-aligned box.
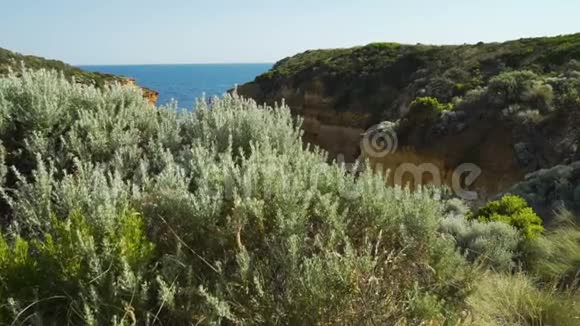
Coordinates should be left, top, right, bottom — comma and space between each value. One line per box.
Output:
80, 63, 272, 108
78, 62, 273, 67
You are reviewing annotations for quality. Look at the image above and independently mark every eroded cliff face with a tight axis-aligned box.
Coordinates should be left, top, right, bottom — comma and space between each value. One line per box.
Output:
237, 35, 580, 204
238, 78, 371, 162
140, 87, 159, 104
360, 121, 525, 203
239, 77, 526, 201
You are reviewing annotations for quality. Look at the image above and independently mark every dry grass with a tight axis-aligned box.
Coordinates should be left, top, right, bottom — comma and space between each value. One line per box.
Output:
466, 272, 580, 325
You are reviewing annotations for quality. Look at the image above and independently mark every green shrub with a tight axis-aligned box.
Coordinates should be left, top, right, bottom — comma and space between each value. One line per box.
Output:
486, 70, 554, 112
407, 97, 454, 124
440, 216, 521, 271
0, 209, 154, 324
425, 77, 456, 102
470, 195, 544, 240
0, 68, 475, 325
524, 80, 554, 112
507, 162, 580, 219
461, 87, 486, 105
548, 74, 580, 109
410, 96, 454, 112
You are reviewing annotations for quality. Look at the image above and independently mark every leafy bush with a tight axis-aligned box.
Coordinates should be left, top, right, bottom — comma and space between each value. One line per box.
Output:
0, 69, 476, 324
486, 70, 553, 112
458, 87, 486, 107
470, 195, 544, 240
440, 216, 521, 271
410, 96, 454, 112
523, 80, 554, 113
407, 97, 454, 124
507, 162, 580, 219
548, 74, 580, 109
0, 209, 154, 324
425, 77, 456, 102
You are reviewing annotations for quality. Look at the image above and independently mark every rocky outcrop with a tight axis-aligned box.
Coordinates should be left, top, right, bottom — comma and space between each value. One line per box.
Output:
141, 87, 159, 104
238, 34, 580, 206
119, 78, 159, 104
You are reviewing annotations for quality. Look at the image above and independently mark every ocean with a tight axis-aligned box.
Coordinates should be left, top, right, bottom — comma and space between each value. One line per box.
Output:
79, 64, 272, 108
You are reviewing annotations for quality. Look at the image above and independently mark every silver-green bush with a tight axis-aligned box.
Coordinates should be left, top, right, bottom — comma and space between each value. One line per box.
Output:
440, 216, 521, 271
0, 69, 474, 325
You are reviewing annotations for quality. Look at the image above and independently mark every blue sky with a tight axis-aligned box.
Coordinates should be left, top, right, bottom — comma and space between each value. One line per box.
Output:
1, 0, 579, 65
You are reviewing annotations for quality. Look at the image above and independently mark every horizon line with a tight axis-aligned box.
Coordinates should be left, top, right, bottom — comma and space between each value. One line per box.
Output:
77, 62, 274, 67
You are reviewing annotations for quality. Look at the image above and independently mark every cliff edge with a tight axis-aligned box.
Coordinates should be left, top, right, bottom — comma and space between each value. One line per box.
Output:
0, 47, 158, 104
238, 34, 580, 210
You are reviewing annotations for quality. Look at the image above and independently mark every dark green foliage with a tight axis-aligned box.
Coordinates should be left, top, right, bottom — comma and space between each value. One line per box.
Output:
261, 42, 416, 78
470, 194, 544, 240
486, 70, 554, 112
248, 33, 580, 129
260, 33, 580, 83
507, 162, 580, 220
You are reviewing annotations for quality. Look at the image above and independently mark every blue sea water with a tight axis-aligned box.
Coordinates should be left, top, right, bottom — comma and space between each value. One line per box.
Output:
79, 64, 272, 108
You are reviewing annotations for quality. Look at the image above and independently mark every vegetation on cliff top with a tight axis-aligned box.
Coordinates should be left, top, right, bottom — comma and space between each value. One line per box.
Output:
249, 33, 580, 125
0, 47, 126, 88
260, 33, 580, 80
0, 68, 578, 325
239, 34, 580, 215
0, 48, 159, 105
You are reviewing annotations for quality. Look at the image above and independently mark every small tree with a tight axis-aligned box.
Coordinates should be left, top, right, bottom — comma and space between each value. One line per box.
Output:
470, 195, 544, 240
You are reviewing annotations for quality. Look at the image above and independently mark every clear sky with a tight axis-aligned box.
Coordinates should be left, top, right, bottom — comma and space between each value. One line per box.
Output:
1, 0, 579, 65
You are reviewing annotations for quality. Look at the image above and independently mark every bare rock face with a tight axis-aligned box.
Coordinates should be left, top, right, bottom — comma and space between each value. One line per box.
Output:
359, 121, 525, 203
139, 86, 159, 104
119, 78, 159, 105
238, 79, 527, 202
238, 35, 580, 208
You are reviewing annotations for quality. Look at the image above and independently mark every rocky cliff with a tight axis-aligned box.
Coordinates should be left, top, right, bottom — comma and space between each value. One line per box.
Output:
0, 47, 158, 104
238, 34, 580, 209
119, 77, 159, 104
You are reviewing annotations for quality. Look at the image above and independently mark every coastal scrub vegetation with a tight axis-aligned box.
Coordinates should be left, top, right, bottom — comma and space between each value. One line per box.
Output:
0, 47, 123, 88
250, 33, 580, 132
0, 69, 578, 325
407, 96, 454, 123
470, 194, 544, 240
